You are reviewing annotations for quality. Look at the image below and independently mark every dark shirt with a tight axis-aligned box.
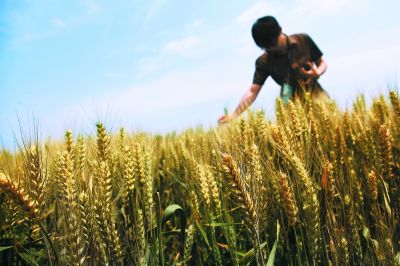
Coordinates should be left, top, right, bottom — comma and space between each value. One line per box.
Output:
253, 33, 325, 97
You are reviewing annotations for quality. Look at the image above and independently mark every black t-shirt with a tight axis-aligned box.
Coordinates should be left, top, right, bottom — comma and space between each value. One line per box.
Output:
253, 33, 324, 96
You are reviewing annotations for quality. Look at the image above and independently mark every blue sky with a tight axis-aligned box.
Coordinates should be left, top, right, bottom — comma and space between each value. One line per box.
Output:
1, 0, 400, 149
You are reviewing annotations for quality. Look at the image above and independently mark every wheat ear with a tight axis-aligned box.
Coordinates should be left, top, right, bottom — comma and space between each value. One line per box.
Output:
0, 172, 38, 219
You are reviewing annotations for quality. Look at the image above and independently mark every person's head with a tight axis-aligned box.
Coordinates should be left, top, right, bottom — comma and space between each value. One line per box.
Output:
252, 16, 282, 50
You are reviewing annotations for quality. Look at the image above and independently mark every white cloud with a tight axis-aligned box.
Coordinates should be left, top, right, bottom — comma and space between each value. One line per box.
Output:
188, 19, 205, 29
52, 18, 66, 27
326, 44, 400, 94
20, 32, 42, 43
298, 0, 348, 13
144, 0, 167, 25
106, 72, 122, 78
116, 65, 243, 111
164, 36, 203, 57
66, 58, 250, 126
303, 0, 369, 14
237, 0, 369, 31
138, 58, 166, 75
236, 2, 272, 26
84, 0, 101, 14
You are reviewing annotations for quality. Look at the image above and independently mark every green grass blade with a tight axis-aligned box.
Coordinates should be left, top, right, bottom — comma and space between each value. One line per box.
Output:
266, 220, 281, 266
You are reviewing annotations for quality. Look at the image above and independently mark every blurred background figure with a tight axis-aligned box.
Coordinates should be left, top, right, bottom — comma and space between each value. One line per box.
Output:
219, 16, 328, 123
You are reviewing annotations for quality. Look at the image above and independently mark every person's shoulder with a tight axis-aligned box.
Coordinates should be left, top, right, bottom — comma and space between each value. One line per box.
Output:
290, 33, 311, 42
255, 52, 268, 65
289, 33, 317, 48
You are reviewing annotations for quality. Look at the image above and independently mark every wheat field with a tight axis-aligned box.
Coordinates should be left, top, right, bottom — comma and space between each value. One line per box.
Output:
1, 91, 400, 265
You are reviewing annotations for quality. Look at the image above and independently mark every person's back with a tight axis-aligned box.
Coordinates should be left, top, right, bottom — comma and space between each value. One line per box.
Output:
219, 16, 328, 123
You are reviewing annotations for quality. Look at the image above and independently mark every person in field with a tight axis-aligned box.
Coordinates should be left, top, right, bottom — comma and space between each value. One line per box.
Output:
219, 16, 328, 123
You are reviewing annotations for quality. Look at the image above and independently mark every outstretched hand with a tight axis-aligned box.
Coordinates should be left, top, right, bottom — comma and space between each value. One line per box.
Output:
218, 114, 229, 124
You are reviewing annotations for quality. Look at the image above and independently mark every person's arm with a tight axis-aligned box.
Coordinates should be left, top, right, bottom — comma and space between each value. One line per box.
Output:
300, 57, 327, 80
218, 83, 261, 123
300, 34, 327, 79
313, 57, 327, 77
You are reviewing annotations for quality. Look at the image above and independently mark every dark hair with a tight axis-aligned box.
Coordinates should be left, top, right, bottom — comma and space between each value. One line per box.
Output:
251, 16, 282, 49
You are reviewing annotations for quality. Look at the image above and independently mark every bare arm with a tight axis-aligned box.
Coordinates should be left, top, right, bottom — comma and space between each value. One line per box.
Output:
219, 83, 261, 123
314, 57, 327, 77
301, 57, 328, 79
